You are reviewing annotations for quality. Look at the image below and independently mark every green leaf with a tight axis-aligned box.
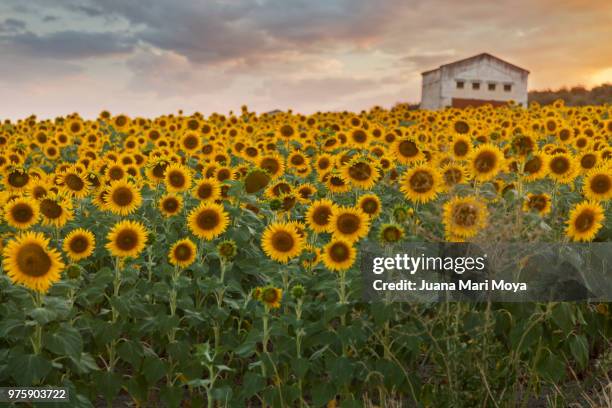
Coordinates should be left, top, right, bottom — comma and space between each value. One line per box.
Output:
160, 385, 184, 408
329, 357, 353, 386
43, 324, 83, 359
241, 372, 265, 398
569, 334, 589, 370
29, 307, 57, 325
69, 352, 99, 375
311, 383, 335, 407
551, 303, 574, 332
294, 357, 310, 379
143, 356, 166, 384
118, 340, 144, 368
93, 371, 123, 404
536, 350, 566, 382
9, 351, 52, 385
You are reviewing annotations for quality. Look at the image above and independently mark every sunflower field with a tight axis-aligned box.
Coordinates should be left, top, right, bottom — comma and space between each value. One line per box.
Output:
0, 101, 611, 407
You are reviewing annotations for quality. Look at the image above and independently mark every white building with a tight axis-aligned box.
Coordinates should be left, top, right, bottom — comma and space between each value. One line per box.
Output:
420, 53, 529, 110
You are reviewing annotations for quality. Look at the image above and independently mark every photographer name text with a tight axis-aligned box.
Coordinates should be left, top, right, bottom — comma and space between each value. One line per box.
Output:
373, 279, 527, 292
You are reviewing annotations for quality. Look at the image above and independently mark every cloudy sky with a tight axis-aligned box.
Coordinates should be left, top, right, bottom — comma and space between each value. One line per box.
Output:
1, 0, 611, 119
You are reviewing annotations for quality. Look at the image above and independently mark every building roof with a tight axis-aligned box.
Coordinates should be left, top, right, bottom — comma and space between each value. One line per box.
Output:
421, 53, 529, 76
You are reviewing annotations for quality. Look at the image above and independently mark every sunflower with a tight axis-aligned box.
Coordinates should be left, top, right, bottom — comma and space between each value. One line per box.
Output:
104, 162, 127, 182
565, 201, 605, 242
260, 286, 283, 309
164, 163, 192, 193
159, 193, 183, 217
326, 172, 351, 194
2, 231, 65, 293
104, 180, 142, 215
348, 128, 370, 147
145, 159, 169, 183
522, 151, 548, 182
106, 220, 149, 258
577, 151, 599, 173
187, 202, 229, 240
330, 206, 370, 243
288, 151, 308, 169
306, 199, 337, 233
392, 137, 424, 164
341, 157, 379, 189
450, 134, 472, 159
296, 183, 317, 203
192, 178, 222, 201
217, 239, 238, 259
451, 118, 471, 135
261, 222, 304, 263
4, 168, 31, 191
399, 165, 441, 204
258, 154, 285, 179
523, 193, 552, 216
180, 132, 201, 153
546, 153, 577, 184
443, 196, 488, 239
4, 197, 39, 229
440, 163, 469, 190
357, 194, 382, 219
58, 168, 89, 198
169, 238, 197, 268
378, 223, 405, 244
28, 179, 51, 200
322, 239, 356, 271
315, 154, 334, 173
469, 144, 504, 182
39, 194, 73, 227
63, 228, 96, 261
583, 166, 612, 201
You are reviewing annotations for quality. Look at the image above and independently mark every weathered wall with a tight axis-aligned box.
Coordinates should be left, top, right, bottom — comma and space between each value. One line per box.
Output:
420, 70, 441, 110
421, 55, 528, 109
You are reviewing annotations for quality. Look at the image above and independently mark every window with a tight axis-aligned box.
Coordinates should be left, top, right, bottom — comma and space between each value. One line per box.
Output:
472, 82, 480, 90
488, 83, 496, 91
456, 81, 464, 89
504, 84, 512, 92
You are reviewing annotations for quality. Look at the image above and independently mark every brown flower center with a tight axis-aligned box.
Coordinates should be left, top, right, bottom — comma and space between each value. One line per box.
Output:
17, 243, 52, 277
590, 174, 611, 194
196, 209, 220, 230
329, 242, 350, 262
271, 231, 295, 252
40, 199, 62, 219
111, 186, 134, 206
409, 170, 434, 193
336, 213, 360, 235
69, 236, 89, 253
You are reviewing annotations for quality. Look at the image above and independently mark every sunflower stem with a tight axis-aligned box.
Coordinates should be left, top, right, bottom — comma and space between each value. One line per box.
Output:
31, 291, 44, 355
262, 307, 270, 379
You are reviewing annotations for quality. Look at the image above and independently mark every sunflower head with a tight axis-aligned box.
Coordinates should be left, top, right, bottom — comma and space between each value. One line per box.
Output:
261, 222, 304, 263
322, 239, 356, 272
291, 284, 305, 300
378, 223, 405, 244
63, 228, 96, 261
4, 197, 40, 230
3, 231, 65, 293
187, 202, 230, 240
260, 286, 283, 309
159, 194, 183, 217
169, 238, 197, 268
357, 194, 382, 218
443, 196, 488, 239
217, 239, 238, 260
106, 220, 149, 258
400, 165, 441, 204
565, 201, 604, 242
